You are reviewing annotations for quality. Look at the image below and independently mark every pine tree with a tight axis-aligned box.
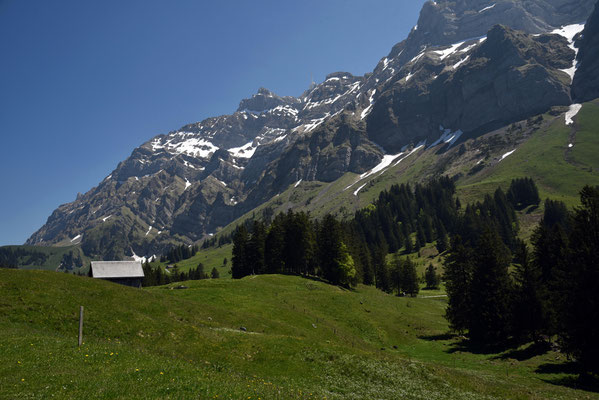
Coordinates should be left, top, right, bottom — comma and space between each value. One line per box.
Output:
196, 262, 208, 279
211, 267, 220, 279
469, 227, 513, 343
444, 235, 475, 334
284, 211, 314, 275
512, 240, 547, 343
424, 263, 440, 290
317, 215, 356, 287
416, 225, 427, 248
358, 241, 375, 286
373, 244, 391, 292
265, 214, 286, 274
404, 235, 414, 254
401, 257, 420, 297
247, 220, 266, 274
390, 253, 403, 295
436, 223, 449, 254
231, 225, 250, 279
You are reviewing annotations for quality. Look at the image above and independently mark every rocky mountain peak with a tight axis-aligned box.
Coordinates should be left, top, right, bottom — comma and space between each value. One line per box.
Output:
397, 0, 595, 64
237, 87, 300, 113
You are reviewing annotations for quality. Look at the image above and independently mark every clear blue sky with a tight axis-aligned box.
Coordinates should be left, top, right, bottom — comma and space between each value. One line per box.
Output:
0, 0, 426, 245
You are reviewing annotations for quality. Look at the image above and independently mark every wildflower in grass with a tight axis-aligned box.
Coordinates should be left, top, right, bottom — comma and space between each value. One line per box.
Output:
21, 379, 25, 382
135, 369, 139, 372
160, 372, 164, 375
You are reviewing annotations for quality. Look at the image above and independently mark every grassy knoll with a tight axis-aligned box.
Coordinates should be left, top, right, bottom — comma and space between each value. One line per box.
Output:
1, 269, 596, 399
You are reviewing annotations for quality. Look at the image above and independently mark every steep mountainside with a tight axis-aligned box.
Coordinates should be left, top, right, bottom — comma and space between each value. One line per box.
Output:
572, 1, 599, 102
27, 0, 598, 260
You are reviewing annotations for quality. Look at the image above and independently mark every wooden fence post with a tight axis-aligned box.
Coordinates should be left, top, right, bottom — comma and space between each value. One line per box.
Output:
78, 306, 84, 347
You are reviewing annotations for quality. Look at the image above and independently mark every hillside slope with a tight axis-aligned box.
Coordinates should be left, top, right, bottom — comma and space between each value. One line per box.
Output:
1, 270, 597, 399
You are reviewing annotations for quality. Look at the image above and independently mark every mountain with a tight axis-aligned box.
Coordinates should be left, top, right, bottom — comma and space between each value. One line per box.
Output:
27, 0, 598, 260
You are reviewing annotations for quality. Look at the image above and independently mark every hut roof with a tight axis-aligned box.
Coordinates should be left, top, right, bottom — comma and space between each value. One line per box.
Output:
91, 261, 144, 279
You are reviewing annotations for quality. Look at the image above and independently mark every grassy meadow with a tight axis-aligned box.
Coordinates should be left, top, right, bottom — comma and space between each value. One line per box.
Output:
1, 269, 597, 399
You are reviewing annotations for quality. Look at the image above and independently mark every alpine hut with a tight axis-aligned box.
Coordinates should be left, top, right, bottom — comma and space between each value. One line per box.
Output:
90, 261, 144, 288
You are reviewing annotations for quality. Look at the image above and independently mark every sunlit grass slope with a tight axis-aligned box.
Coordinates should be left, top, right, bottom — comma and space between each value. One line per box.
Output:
1, 269, 596, 399
459, 101, 599, 207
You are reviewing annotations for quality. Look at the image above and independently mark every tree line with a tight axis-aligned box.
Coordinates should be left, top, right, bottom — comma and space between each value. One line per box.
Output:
0, 247, 48, 268
142, 262, 219, 286
231, 177, 526, 296
159, 244, 199, 263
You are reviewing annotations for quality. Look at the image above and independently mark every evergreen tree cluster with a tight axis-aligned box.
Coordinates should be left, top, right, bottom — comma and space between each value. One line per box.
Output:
455, 187, 520, 251
160, 244, 199, 263
230, 177, 528, 295
444, 187, 599, 374
201, 233, 232, 249
351, 177, 457, 257
507, 177, 541, 209
231, 178, 462, 291
231, 211, 358, 288
390, 255, 420, 297
142, 262, 218, 287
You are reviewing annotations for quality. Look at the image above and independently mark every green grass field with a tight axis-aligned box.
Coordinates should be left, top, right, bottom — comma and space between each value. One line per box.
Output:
1, 269, 596, 399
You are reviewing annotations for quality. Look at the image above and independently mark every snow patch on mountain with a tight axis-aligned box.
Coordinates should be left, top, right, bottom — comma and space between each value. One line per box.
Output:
452, 56, 470, 70
359, 152, 405, 181
353, 183, 368, 196
501, 149, 516, 161
479, 4, 496, 13
152, 136, 219, 158
552, 23, 586, 81
429, 127, 464, 148
565, 104, 582, 125
361, 89, 377, 120
434, 40, 468, 60
228, 142, 256, 158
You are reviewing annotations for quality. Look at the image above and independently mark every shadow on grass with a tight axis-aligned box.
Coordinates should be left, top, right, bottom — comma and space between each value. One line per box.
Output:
418, 332, 516, 354
446, 338, 517, 355
491, 341, 551, 361
418, 332, 457, 341
537, 362, 599, 393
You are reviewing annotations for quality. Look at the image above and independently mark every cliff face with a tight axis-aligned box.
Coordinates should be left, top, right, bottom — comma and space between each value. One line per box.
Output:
367, 25, 575, 152
27, 0, 596, 260
572, 1, 599, 103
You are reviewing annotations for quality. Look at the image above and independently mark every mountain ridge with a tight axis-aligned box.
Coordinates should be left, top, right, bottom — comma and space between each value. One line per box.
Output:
27, 0, 599, 260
